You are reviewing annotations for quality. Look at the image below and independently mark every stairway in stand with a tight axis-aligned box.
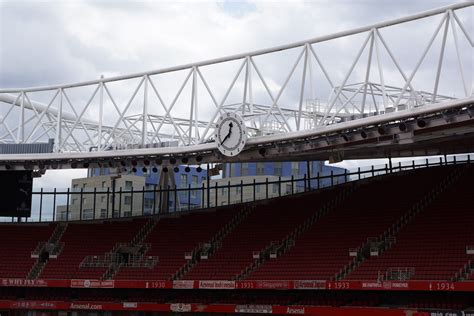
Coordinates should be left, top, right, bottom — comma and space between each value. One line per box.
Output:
244, 166, 456, 281
39, 219, 146, 280
100, 217, 160, 280
174, 205, 255, 280
181, 183, 349, 281
113, 207, 240, 280
237, 183, 357, 280
345, 165, 474, 281
27, 222, 68, 280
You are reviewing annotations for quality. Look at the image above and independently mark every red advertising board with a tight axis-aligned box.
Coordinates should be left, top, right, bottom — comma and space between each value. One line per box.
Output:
3, 300, 470, 315
236, 280, 292, 290
70, 279, 114, 288
0, 300, 456, 315
198, 280, 235, 289
1, 278, 474, 292
0, 279, 51, 287
173, 280, 195, 289
293, 280, 326, 290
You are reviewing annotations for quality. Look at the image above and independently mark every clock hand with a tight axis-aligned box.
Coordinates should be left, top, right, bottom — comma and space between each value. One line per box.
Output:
220, 122, 234, 144
221, 132, 230, 144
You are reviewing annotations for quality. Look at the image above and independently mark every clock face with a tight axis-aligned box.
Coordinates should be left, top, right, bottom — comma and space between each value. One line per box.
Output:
215, 112, 247, 157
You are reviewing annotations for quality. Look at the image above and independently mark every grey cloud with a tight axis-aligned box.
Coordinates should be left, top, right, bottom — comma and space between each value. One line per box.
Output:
0, 1, 472, 124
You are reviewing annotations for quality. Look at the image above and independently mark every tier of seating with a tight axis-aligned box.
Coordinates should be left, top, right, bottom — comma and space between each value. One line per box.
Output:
0, 223, 55, 278
182, 188, 343, 280
40, 219, 145, 279
246, 167, 454, 280
0, 165, 471, 283
114, 208, 239, 280
346, 167, 474, 281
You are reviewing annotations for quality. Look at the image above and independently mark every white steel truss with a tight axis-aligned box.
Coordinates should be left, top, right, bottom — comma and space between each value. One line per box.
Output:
0, 2, 472, 154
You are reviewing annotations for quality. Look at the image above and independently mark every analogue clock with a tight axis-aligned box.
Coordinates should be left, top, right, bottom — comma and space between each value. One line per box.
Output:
215, 112, 247, 157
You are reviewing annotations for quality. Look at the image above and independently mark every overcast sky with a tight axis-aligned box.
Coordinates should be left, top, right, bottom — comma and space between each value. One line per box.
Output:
1, 0, 471, 88
0, 0, 472, 190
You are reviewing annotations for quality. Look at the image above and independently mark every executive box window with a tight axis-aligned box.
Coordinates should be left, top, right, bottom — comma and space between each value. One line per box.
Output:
191, 176, 198, 198
274, 162, 282, 176
82, 209, 93, 220
180, 174, 188, 187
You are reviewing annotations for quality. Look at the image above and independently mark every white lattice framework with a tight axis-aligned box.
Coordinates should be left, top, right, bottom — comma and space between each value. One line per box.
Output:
0, 2, 472, 154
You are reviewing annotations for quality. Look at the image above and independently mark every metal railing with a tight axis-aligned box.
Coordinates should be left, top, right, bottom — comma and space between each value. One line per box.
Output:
467, 246, 474, 255
381, 267, 416, 281
4, 154, 472, 223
